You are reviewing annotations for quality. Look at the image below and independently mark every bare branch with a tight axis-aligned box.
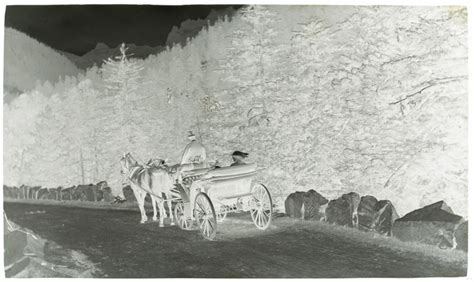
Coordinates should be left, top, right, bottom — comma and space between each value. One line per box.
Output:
389, 84, 433, 105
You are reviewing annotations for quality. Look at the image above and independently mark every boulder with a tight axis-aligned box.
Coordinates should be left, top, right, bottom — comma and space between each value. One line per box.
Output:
302, 190, 328, 220
83, 185, 96, 201
454, 221, 468, 252
4, 215, 28, 268
95, 186, 104, 202
37, 188, 49, 200
357, 195, 379, 231
60, 186, 74, 201
123, 185, 137, 202
19, 185, 29, 199
326, 192, 360, 227
47, 188, 59, 200
72, 186, 87, 201
392, 201, 464, 248
96, 181, 108, 190
374, 200, 399, 236
56, 187, 62, 200
97, 181, 113, 202
4, 185, 14, 199
29, 186, 41, 200
285, 191, 305, 218
356, 196, 399, 235
102, 187, 114, 202
4, 230, 27, 266
11, 186, 20, 199
74, 184, 100, 201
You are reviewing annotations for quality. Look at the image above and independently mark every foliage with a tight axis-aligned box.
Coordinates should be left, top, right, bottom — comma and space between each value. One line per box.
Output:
3, 6, 467, 216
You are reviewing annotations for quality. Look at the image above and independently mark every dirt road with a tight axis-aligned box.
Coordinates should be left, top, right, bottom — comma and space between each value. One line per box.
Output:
3, 202, 467, 278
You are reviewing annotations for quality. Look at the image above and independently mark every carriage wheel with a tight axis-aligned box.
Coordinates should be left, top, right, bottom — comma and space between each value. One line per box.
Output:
194, 193, 217, 240
216, 205, 227, 223
174, 202, 193, 230
250, 184, 272, 230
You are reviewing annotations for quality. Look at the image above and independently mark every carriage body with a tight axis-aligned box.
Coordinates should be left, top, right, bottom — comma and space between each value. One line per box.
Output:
173, 163, 273, 240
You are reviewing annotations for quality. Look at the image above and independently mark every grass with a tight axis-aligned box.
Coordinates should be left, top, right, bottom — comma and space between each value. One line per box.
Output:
3, 198, 144, 211
218, 214, 467, 268
5, 198, 467, 269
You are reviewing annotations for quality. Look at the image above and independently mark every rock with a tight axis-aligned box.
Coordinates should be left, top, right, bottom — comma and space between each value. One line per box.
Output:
302, 189, 328, 220
60, 186, 74, 201
11, 186, 20, 199
19, 185, 29, 199
37, 188, 49, 200
392, 201, 464, 248
122, 185, 137, 202
29, 186, 41, 200
4, 185, 14, 199
356, 196, 399, 235
44, 241, 74, 267
454, 221, 468, 252
4, 230, 28, 266
326, 192, 360, 227
47, 188, 59, 200
74, 184, 100, 201
357, 195, 379, 231
92, 185, 104, 202
72, 186, 87, 201
97, 181, 113, 202
83, 185, 96, 201
374, 200, 399, 236
284, 191, 305, 218
102, 187, 114, 202
56, 187, 62, 200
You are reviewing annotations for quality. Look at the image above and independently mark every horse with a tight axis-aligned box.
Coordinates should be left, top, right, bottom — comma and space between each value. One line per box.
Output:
120, 152, 176, 227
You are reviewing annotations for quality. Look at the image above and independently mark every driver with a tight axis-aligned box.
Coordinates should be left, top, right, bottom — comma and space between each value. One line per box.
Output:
180, 131, 207, 166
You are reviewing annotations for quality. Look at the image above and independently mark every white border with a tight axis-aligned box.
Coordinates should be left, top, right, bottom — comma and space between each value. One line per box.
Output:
0, 0, 472, 281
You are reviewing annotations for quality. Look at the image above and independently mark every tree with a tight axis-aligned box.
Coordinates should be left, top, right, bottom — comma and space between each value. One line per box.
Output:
101, 43, 148, 189
223, 5, 281, 126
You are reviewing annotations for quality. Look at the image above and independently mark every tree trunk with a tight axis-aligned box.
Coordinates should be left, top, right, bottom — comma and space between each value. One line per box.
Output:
80, 147, 85, 185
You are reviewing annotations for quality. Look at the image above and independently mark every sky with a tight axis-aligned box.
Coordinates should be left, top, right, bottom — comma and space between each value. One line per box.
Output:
5, 5, 240, 55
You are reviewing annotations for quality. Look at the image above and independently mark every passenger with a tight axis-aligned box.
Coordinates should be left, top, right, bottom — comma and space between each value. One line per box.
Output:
230, 151, 249, 166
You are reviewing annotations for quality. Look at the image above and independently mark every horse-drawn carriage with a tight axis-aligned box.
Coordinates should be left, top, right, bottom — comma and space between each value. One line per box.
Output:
173, 163, 273, 240
121, 153, 273, 240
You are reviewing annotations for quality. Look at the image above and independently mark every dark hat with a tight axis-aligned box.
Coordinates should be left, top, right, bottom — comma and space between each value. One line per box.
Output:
232, 151, 249, 158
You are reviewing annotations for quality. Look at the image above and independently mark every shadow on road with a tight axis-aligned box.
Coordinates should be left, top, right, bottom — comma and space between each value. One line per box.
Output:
3, 202, 467, 278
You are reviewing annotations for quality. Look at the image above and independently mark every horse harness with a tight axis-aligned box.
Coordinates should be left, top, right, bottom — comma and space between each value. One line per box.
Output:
127, 164, 169, 201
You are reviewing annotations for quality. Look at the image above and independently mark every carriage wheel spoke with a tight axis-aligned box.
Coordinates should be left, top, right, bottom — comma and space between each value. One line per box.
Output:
193, 193, 217, 240
203, 220, 208, 236
208, 218, 215, 231
261, 210, 268, 223
206, 220, 212, 237
251, 209, 258, 218
250, 185, 272, 230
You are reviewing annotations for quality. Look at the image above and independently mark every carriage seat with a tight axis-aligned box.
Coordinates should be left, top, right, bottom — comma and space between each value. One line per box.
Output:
180, 167, 213, 178
203, 163, 257, 180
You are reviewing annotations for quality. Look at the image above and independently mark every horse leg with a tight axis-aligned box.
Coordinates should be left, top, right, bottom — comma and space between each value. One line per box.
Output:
138, 193, 148, 224
158, 199, 167, 227
167, 193, 175, 226
133, 188, 147, 224
151, 195, 159, 222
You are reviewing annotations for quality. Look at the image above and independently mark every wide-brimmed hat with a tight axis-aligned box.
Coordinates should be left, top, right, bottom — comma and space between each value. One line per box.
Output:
232, 151, 249, 158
